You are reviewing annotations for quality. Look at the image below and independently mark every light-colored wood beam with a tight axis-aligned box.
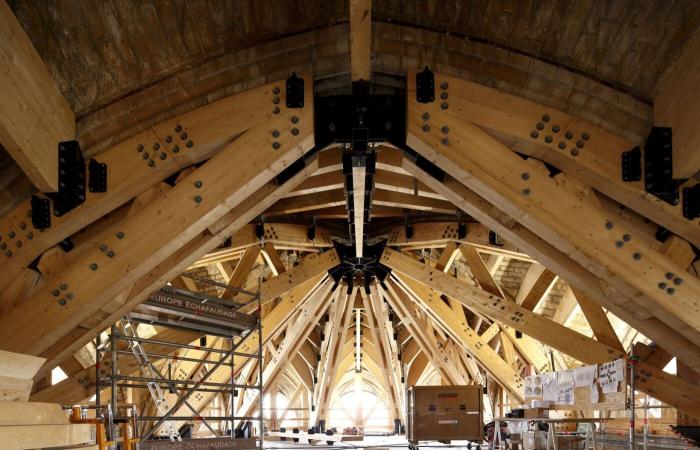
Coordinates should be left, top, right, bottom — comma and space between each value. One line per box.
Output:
221, 245, 261, 299
570, 287, 623, 351
0, 0, 75, 191
262, 242, 286, 276
349, 0, 371, 81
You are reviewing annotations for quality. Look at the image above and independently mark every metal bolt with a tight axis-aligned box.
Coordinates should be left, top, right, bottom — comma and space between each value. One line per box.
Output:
582, 132, 590, 141
440, 92, 448, 100
99, 243, 107, 252
441, 126, 449, 134
605, 221, 614, 229
66, 292, 74, 300
148, 159, 155, 167
422, 112, 430, 121
60, 283, 68, 290
673, 277, 683, 285
666, 287, 675, 295
422, 124, 430, 132
385, 121, 392, 131
633, 252, 642, 260
536, 122, 545, 131
273, 86, 280, 95
440, 82, 448, 90
530, 131, 539, 139
272, 96, 280, 105
544, 135, 553, 144
291, 116, 299, 124
272, 142, 281, 150
116, 231, 125, 239
441, 138, 449, 146
571, 149, 579, 157
153, 143, 160, 150
291, 128, 299, 135
521, 172, 530, 180
272, 130, 280, 138
5, 250, 11, 257
552, 125, 561, 133
180, 132, 188, 140
9, 231, 15, 238
15, 240, 21, 247
52, 289, 60, 297
665, 272, 674, 280
27, 232, 33, 239
186, 140, 193, 148
194, 195, 202, 204
440, 102, 448, 110
273, 106, 280, 115
137, 144, 144, 152
622, 234, 631, 242
142, 152, 149, 160
658, 282, 667, 289
175, 125, 182, 132
172, 145, 180, 153
90, 263, 98, 271
565, 131, 573, 139
59, 299, 67, 306
576, 140, 584, 148
1, 243, 6, 250
615, 240, 624, 248
160, 152, 167, 160
194, 180, 203, 188
542, 114, 551, 122
19, 222, 26, 230
558, 142, 566, 150
165, 135, 173, 143
522, 188, 531, 195
106, 250, 115, 258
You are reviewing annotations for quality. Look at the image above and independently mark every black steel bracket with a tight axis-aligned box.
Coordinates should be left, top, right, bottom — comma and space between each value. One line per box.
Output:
88, 158, 107, 193
30, 195, 51, 230
286, 72, 304, 108
47, 140, 86, 217
683, 184, 700, 220
416, 66, 435, 103
621, 146, 642, 182
644, 127, 681, 205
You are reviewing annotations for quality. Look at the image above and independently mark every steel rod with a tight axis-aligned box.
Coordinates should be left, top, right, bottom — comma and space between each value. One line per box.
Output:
180, 272, 258, 298
117, 384, 247, 394
113, 335, 261, 358
110, 326, 117, 441
95, 334, 101, 406
257, 284, 264, 450
116, 374, 261, 389
140, 416, 262, 421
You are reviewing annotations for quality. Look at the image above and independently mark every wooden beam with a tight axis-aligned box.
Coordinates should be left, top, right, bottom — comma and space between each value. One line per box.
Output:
349, 0, 371, 81
402, 156, 700, 372
0, 78, 316, 357
435, 241, 459, 272
518, 267, 557, 311
0, 81, 294, 298
655, 26, 700, 178
382, 247, 622, 363
391, 276, 523, 400
570, 287, 623, 351
419, 70, 699, 246
0, 0, 74, 191
383, 247, 700, 413
460, 244, 505, 298
262, 242, 287, 276
221, 245, 261, 298
406, 74, 700, 344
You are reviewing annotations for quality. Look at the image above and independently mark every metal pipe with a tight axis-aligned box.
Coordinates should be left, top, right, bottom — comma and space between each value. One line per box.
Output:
231, 336, 235, 440
110, 325, 118, 441
117, 384, 245, 394
116, 374, 261, 389
257, 283, 264, 450
140, 416, 262, 421
141, 330, 256, 441
110, 349, 229, 365
180, 272, 258, 298
95, 333, 101, 405
629, 349, 636, 450
114, 335, 262, 358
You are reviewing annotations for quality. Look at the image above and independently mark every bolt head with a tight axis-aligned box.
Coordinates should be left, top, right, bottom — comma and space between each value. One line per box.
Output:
194, 195, 202, 204
90, 263, 98, 271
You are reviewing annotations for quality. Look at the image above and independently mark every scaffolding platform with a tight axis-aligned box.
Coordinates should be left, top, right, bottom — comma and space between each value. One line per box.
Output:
132, 286, 257, 337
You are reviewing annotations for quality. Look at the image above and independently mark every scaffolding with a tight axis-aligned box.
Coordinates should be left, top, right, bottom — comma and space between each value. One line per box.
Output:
96, 277, 264, 449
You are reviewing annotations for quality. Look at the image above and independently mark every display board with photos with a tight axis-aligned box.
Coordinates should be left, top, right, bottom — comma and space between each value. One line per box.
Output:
522, 358, 626, 411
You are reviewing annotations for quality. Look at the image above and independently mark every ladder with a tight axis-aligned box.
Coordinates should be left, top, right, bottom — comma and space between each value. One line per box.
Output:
118, 316, 182, 441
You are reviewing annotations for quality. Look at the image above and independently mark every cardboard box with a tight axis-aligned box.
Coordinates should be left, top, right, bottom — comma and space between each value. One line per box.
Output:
405, 385, 483, 442
523, 408, 549, 419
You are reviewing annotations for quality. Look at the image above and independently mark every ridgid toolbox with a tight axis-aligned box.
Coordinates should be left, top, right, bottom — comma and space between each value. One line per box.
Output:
406, 385, 483, 448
